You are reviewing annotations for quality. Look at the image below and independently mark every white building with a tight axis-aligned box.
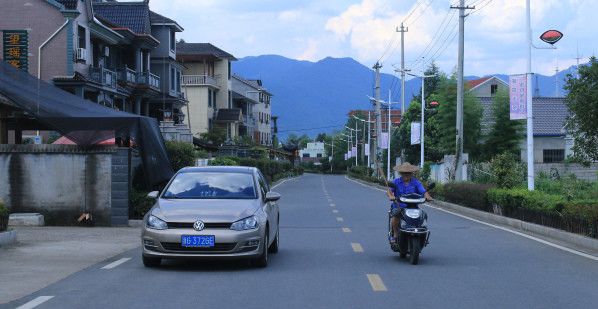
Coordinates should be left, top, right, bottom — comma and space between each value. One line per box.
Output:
299, 142, 326, 162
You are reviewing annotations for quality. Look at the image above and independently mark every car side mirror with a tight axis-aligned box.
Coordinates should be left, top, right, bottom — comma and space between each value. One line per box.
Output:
147, 191, 159, 199
265, 191, 281, 202
428, 182, 436, 190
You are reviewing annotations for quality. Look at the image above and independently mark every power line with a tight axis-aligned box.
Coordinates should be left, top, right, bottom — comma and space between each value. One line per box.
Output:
278, 124, 345, 133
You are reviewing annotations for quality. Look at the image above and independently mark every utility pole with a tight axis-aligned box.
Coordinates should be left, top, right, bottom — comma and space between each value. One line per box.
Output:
525, 0, 534, 190
451, 0, 474, 181
373, 62, 383, 177
397, 23, 408, 163
367, 111, 371, 171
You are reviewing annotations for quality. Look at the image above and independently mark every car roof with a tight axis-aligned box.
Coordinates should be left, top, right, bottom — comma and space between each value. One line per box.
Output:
178, 166, 256, 174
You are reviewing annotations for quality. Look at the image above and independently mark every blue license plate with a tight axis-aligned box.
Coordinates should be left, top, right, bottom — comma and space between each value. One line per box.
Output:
181, 235, 215, 247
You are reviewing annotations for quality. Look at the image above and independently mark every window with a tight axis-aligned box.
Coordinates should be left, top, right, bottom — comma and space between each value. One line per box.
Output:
543, 149, 565, 163
303, 153, 310, 158
491, 84, 498, 95
208, 90, 212, 107
317, 153, 322, 158
77, 26, 86, 49
162, 172, 257, 199
176, 70, 181, 92
208, 118, 213, 130
170, 30, 175, 51
170, 67, 175, 91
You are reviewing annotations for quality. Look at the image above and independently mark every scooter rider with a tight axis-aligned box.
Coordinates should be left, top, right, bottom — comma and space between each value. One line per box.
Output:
387, 163, 432, 243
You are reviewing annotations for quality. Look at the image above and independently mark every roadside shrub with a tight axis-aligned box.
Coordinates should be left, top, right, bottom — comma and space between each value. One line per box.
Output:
0, 201, 8, 232
129, 189, 155, 219
490, 152, 525, 188
419, 162, 432, 183
562, 201, 598, 221
441, 182, 495, 211
209, 156, 239, 166
166, 141, 196, 172
536, 173, 598, 201
487, 188, 564, 212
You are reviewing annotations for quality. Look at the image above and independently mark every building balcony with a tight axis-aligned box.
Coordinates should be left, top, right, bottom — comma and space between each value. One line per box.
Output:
89, 66, 117, 89
137, 71, 161, 90
117, 67, 137, 84
181, 74, 220, 88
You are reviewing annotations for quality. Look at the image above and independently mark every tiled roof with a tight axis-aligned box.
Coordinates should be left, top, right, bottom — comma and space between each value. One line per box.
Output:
480, 97, 568, 136
467, 77, 491, 89
177, 43, 236, 60
56, 0, 78, 10
149, 11, 183, 31
93, 1, 151, 34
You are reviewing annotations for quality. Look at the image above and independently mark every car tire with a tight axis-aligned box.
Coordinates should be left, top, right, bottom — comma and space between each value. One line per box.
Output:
142, 255, 161, 268
268, 227, 279, 254
254, 232, 269, 268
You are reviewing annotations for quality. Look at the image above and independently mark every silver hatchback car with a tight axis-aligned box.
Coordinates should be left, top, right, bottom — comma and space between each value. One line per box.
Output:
141, 166, 281, 268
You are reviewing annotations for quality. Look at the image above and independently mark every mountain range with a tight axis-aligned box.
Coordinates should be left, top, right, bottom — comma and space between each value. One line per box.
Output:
233, 55, 580, 140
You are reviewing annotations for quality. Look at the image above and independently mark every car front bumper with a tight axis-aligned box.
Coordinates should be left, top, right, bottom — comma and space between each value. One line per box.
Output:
141, 225, 265, 259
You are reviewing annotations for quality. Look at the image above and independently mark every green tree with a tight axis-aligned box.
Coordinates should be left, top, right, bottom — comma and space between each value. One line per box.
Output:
394, 99, 442, 165
482, 89, 524, 160
564, 57, 598, 163
434, 75, 483, 159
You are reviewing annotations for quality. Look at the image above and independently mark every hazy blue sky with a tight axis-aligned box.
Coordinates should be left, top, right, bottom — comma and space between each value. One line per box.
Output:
150, 0, 596, 77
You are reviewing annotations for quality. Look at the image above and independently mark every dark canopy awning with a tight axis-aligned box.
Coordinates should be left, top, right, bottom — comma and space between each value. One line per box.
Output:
0, 62, 173, 185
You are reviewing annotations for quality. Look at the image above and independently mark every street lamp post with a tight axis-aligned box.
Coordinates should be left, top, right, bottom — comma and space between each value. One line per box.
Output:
404, 71, 436, 168
352, 114, 374, 173
345, 126, 360, 166
324, 141, 335, 172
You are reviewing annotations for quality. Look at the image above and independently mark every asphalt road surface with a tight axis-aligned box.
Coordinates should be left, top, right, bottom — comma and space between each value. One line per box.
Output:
5, 174, 598, 309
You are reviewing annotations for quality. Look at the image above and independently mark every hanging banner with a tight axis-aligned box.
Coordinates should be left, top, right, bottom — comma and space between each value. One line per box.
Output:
351, 146, 357, 157
3, 30, 28, 71
364, 143, 370, 155
509, 74, 527, 120
379, 133, 389, 149
347, 150, 351, 159
344, 153, 348, 160
328, 156, 332, 162
411, 122, 421, 145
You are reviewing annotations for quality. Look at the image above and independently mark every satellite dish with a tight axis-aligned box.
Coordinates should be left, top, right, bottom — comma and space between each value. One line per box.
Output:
540, 30, 563, 45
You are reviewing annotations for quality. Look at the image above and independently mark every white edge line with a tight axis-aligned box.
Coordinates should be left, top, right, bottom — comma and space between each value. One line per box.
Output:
16, 296, 55, 309
272, 175, 300, 189
101, 257, 131, 270
345, 175, 598, 262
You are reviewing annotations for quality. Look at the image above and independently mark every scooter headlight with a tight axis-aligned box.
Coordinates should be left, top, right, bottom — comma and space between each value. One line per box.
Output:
405, 209, 422, 219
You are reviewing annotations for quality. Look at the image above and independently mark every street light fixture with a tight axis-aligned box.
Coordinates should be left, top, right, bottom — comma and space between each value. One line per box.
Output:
404, 70, 437, 168
345, 126, 361, 166
352, 114, 374, 171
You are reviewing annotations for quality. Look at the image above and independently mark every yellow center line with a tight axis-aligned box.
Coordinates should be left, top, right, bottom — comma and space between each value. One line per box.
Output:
342, 227, 352, 233
336, 217, 344, 222
351, 242, 364, 253
366, 274, 388, 292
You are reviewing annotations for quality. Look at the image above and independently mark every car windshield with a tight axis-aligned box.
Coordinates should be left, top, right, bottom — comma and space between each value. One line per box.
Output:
162, 172, 257, 199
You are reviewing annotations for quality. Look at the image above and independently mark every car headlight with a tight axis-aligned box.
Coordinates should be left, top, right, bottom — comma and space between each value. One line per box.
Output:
405, 209, 422, 219
147, 215, 168, 230
230, 216, 259, 231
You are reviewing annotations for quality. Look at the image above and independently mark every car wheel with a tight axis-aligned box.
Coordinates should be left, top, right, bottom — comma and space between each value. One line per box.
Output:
142, 255, 161, 268
254, 231, 269, 268
268, 227, 279, 254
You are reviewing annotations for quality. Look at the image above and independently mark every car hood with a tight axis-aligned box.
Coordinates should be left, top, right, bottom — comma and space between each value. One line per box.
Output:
153, 198, 260, 223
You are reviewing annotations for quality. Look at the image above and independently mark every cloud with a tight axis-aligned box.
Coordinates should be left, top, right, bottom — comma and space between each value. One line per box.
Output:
278, 10, 302, 22
297, 39, 319, 61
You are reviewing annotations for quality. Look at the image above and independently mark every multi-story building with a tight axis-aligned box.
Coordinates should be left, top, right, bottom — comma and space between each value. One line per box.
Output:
299, 142, 326, 163
177, 42, 236, 139
231, 75, 273, 146
0, 0, 191, 142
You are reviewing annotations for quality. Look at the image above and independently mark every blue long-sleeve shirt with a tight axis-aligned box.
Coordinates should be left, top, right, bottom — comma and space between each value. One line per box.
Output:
391, 177, 426, 208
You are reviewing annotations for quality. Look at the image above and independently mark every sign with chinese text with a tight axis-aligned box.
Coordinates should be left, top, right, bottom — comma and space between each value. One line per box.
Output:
351, 146, 357, 157
3, 30, 28, 71
509, 74, 527, 120
410, 122, 421, 145
364, 143, 370, 155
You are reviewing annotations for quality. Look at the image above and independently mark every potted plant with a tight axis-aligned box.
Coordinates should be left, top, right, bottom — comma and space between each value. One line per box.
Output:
0, 201, 8, 232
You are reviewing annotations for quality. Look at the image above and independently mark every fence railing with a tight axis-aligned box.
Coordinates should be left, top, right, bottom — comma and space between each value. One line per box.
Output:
117, 67, 137, 84
499, 206, 598, 239
137, 71, 160, 90
89, 66, 117, 88
181, 74, 220, 87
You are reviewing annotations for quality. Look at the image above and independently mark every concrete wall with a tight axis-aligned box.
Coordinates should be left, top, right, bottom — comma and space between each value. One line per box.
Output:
0, 0, 67, 81
520, 136, 567, 163
470, 78, 508, 97
0, 145, 127, 226
183, 86, 211, 136
535, 163, 598, 181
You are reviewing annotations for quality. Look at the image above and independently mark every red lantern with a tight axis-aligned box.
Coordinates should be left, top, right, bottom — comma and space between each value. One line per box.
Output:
430, 101, 439, 107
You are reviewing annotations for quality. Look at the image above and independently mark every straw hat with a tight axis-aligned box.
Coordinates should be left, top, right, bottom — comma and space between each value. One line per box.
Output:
393, 162, 419, 173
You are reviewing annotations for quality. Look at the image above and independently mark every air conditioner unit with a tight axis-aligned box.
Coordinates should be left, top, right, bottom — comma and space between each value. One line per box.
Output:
75, 48, 88, 62
104, 46, 110, 57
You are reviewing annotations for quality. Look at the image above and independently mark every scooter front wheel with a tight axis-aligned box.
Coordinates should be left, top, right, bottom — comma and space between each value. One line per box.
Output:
409, 237, 420, 265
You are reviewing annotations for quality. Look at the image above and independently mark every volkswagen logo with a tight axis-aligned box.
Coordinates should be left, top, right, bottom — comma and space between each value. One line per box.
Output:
193, 220, 205, 231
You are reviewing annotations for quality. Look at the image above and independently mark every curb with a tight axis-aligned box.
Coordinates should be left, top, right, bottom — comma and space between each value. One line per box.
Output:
128, 220, 143, 228
432, 200, 598, 254
0, 230, 17, 247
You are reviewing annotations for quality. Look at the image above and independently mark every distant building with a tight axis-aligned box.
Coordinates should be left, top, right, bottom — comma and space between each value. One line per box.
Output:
299, 142, 326, 163
467, 76, 509, 98
231, 75, 273, 146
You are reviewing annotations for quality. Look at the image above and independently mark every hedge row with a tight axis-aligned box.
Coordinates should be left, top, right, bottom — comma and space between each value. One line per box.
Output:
435, 183, 495, 212
209, 157, 303, 183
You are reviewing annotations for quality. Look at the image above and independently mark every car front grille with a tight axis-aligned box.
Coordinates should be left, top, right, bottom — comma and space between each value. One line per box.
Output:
166, 222, 232, 229
161, 242, 237, 252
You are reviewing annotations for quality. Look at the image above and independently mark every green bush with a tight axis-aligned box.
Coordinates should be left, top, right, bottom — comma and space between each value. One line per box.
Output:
562, 201, 598, 221
536, 173, 598, 201
209, 156, 239, 166
0, 201, 8, 216
440, 182, 495, 211
166, 141, 196, 172
129, 189, 155, 219
490, 152, 525, 188
487, 188, 565, 212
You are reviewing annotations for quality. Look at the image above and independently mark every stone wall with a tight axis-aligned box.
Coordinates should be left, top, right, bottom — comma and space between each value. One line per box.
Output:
535, 163, 598, 181
0, 145, 131, 226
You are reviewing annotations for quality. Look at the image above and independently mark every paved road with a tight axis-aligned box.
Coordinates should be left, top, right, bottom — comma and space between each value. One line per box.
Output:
4, 174, 598, 309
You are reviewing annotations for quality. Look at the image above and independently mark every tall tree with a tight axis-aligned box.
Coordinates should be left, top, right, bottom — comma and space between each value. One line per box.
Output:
482, 89, 524, 160
434, 75, 483, 159
564, 57, 598, 163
